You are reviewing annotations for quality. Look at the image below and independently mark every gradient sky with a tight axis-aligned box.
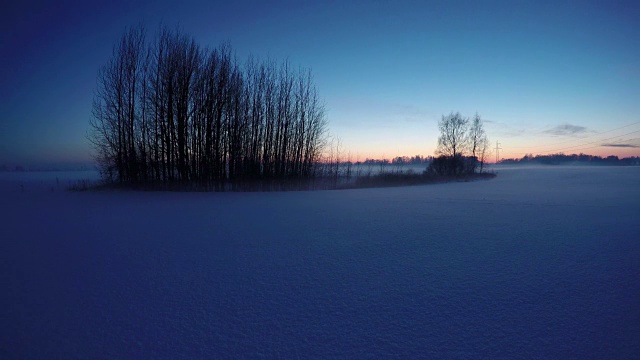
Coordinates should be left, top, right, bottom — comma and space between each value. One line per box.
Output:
1, 0, 639, 167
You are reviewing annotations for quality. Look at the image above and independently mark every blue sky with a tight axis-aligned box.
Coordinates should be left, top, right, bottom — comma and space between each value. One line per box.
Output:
1, 0, 639, 167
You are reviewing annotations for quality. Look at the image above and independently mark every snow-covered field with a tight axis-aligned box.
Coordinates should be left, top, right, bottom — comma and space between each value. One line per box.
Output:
1, 166, 639, 358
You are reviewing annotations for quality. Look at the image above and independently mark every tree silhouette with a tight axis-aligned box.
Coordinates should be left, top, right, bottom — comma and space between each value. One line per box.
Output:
430, 112, 490, 176
467, 113, 489, 173
89, 25, 327, 190
436, 112, 468, 159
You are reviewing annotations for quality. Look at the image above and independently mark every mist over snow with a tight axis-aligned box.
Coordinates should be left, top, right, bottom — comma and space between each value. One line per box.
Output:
1, 166, 639, 358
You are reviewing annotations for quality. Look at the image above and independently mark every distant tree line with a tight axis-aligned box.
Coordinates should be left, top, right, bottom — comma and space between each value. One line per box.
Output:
500, 153, 640, 166
389, 155, 432, 165
427, 112, 490, 176
89, 25, 327, 189
332, 156, 432, 167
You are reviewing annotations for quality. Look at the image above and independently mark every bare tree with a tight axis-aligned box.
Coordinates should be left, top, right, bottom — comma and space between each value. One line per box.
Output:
435, 112, 469, 175
89, 25, 146, 183
466, 112, 487, 173
467, 113, 485, 158
477, 134, 491, 173
436, 112, 468, 158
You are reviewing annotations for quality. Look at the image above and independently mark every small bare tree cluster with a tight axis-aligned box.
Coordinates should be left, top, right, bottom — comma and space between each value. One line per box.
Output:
431, 112, 490, 175
89, 25, 327, 189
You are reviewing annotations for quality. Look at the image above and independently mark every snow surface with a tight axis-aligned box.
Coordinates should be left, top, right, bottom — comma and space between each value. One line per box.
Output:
1, 166, 639, 358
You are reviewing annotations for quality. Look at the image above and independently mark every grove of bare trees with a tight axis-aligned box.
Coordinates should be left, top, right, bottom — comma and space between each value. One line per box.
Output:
89, 25, 327, 190
429, 112, 490, 175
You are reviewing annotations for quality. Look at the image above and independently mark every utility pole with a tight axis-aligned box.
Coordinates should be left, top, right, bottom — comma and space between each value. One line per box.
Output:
495, 141, 502, 163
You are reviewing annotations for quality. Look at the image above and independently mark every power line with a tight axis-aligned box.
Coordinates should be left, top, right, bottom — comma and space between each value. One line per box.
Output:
494, 141, 501, 163
505, 127, 640, 157
591, 121, 640, 135
601, 137, 640, 147
507, 121, 640, 150
536, 129, 640, 154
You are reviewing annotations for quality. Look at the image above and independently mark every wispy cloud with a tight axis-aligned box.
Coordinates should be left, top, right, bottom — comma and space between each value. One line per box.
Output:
484, 119, 528, 137
391, 103, 434, 123
601, 143, 640, 148
543, 124, 588, 136
330, 97, 434, 127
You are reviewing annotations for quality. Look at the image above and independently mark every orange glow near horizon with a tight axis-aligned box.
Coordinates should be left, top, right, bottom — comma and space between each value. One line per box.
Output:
329, 117, 640, 162
326, 140, 640, 163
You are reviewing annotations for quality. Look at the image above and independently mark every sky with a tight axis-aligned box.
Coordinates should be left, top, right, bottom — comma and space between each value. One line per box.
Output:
1, 0, 639, 168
